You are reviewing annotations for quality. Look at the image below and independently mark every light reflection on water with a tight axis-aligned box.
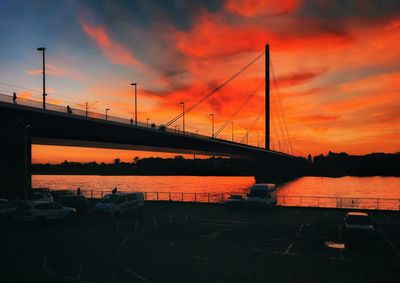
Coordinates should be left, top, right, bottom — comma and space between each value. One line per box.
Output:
32, 175, 255, 195
277, 176, 400, 199
325, 241, 345, 249
32, 175, 400, 199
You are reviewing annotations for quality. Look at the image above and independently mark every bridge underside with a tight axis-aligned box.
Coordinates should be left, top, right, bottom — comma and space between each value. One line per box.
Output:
32, 137, 248, 157
0, 102, 308, 199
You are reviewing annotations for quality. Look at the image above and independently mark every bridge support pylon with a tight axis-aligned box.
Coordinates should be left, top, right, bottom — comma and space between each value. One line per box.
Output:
0, 118, 31, 199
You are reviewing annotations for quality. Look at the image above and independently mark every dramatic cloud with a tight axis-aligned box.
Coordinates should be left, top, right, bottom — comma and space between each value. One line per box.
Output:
79, 18, 139, 67
226, 0, 301, 17
26, 64, 85, 81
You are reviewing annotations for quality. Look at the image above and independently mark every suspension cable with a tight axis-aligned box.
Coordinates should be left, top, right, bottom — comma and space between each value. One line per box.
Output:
163, 51, 265, 128
214, 80, 263, 138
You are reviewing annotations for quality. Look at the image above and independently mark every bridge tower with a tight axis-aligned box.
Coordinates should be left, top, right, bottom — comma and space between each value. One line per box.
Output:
265, 44, 270, 150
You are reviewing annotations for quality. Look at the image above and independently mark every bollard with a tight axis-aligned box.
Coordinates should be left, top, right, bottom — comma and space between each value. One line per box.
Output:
207, 194, 210, 203
194, 193, 197, 203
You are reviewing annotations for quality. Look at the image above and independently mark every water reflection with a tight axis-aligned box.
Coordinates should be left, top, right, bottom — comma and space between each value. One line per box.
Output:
325, 241, 345, 249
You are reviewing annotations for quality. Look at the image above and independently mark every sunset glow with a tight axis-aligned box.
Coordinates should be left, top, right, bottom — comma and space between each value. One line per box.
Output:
1, 1, 399, 163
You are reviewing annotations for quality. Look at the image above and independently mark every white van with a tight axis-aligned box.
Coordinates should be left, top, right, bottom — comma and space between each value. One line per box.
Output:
95, 192, 145, 217
245, 183, 277, 207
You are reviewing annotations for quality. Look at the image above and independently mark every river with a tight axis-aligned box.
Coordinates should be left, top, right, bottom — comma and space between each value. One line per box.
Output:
32, 175, 400, 200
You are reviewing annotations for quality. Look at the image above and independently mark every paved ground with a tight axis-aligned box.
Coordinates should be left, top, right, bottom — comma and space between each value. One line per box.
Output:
1, 202, 400, 283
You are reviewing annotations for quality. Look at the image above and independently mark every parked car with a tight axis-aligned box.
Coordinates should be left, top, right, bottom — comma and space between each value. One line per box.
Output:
95, 192, 145, 218
0, 200, 26, 220
51, 190, 75, 201
58, 195, 88, 212
0, 199, 9, 209
245, 183, 277, 207
343, 212, 376, 245
224, 194, 245, 208
13, 201, 76, 223
31, 189, 54, 202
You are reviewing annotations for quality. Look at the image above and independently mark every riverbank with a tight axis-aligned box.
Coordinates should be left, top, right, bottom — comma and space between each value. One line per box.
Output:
2, 203, 400, 283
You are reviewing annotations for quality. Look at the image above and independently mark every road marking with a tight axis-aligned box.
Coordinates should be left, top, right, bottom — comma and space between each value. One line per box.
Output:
196, 222, 241, 228
337, 225, 344, 261
76, 265, 83, 280
192, 218, 255, 225
41, 256, 92, 283
284, 224, 304, 254
379, 227, 400, 257
168, 240, 209, 260
284, 242, 294, 254
118, 219, 151, 282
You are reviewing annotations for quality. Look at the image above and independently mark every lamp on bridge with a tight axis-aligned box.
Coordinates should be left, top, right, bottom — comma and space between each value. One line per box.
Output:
131, 83, 137, 125
179, 101, 185, 133
231, 121, 234, 142
105, 108, 110, 120
36, 47, 46, 110
210, 113, 214, 138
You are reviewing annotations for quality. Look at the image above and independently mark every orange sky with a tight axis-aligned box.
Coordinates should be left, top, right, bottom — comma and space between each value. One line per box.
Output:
1, 1, 399, 163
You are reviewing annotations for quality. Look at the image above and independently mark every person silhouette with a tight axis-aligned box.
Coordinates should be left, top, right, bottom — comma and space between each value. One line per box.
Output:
112, 187, 118, 194
67, 105, 72, 114
13, 92, 17, 104
130, 118, 133, 124
76, 188, 81, 195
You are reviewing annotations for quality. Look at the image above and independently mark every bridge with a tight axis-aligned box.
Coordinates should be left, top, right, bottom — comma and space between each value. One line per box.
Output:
0, 44, 308, 199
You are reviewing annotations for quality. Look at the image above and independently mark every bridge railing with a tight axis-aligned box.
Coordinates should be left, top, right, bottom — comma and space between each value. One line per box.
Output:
277, 195, 400, 211
80, 190, 243, 204
76, 189, 400, 211
0, 93, 264, 149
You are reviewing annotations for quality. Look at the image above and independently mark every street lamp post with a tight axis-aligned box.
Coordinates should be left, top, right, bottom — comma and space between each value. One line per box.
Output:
105, 108, 110, 120
37, 47, 46, 110
180, 102, 185, 133
210, 113, 214, 138
231, 121, 234, 142
131, 83, 137, 125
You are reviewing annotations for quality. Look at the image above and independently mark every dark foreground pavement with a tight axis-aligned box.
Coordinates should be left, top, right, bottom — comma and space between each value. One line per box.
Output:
1, 202, 400, 283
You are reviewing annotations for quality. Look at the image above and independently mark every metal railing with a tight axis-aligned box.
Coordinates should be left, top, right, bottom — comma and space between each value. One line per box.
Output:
75, 190, 400, 211
80, 190, 244, 204
0, 93, 264, 149
277, 195, 400, 211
